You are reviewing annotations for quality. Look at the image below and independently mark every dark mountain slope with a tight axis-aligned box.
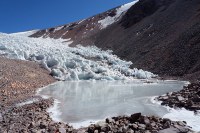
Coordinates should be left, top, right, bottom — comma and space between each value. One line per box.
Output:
94, 0, 200, 79
30, 0, 200, 80
30, 7, 120, 45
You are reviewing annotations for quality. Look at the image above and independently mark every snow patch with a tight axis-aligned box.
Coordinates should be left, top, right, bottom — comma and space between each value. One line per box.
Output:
16, 98, 39, 107
78, 19, 86, 24
61, 31, 69, 38
164, 108, 200, 132
98, 0, 139, 29
70, 120, 100, 129
47, 99, 62, 122
53, 26, 64, 33
10, 30, 38, 37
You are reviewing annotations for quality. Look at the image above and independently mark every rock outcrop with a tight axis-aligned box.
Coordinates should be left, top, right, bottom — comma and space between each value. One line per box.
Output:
158, 82, 200, 111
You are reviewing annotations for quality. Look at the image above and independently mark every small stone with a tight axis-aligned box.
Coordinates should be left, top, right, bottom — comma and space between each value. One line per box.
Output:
151, 122, 156, 127
106, 118, 113, 123
126, 129, 134, 133
59, 127, 66, 133
36, 129, 46, 133
129, 124, 138, 129
152, 130, 158, 133
122, 127, 128, 132
177, 96, 185, 101
145, 130, 151, 133
162, 118, 170, 123
87, 125, 95, 133
192, 97, 200, 102
144, 118, 150, 124
196, 91, 200, 96
94, 130, 99, 133
101, 125, 110, 132
30, 129, 37, 133
163, 121, 171, 128
39, 122, 47, 129
177, 121, 186, 126
138, 124, 146, 130
160, 96, 169, 100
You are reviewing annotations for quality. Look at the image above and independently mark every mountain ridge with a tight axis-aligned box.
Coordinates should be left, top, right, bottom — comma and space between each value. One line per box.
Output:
30, 1, 138, 46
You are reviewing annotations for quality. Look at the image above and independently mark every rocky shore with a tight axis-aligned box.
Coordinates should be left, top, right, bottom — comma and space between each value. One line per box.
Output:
0, 99, 75, 133
157, 82, 200, 112
0, 57, 57, 132
85, 113, 192, 133
0, 57, 55, 108
0, 101, 193, 133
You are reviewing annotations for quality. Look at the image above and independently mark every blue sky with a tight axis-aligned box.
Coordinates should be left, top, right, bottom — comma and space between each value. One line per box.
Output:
0, 0, 134, 33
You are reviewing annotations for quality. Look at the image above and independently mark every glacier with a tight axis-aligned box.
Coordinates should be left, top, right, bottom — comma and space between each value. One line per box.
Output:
0, 32, 155, 81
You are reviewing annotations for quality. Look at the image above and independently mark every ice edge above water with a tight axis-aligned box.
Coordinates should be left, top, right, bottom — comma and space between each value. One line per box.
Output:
151, 97, 200, 132
36, 82, 63, 123
47, 99, 62, 123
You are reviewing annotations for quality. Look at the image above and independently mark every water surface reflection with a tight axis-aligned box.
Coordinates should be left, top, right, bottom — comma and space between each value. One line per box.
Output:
38, 80, 185, 124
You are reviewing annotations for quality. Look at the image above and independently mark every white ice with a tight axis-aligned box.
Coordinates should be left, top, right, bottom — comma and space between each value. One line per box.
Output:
152, 97, 200, 132
10, 30, 38, 37
47, 99, 62, 122
16, 98, 39, 107
70, 120, 99, 129
98, 0, 139, 29
0, 32, 155, 81
52, 26, 64, 33
163, 108, 200, 132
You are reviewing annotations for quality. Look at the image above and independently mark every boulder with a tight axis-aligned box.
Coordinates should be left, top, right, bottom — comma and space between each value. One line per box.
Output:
130, 113, 141, 123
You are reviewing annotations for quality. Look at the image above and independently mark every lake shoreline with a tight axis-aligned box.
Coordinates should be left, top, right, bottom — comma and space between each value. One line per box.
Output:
0, 57, 197, 132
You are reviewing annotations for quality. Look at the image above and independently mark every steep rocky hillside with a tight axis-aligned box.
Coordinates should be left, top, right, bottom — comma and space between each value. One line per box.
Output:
94, 0, 200, 80
30, 0, 200, 80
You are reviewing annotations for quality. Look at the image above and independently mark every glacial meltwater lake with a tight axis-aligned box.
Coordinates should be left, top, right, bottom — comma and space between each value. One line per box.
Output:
38, 80, 191, 128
